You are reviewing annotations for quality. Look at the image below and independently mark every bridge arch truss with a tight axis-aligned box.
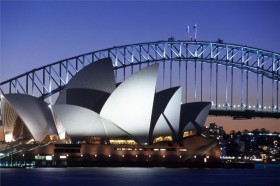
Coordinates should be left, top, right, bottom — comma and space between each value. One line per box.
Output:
1, 40, 280, 114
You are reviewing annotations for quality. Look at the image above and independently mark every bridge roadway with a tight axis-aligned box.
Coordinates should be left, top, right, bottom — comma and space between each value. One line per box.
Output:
209, 109, 280, 119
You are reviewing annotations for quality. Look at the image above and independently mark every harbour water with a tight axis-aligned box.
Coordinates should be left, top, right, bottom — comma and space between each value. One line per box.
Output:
1, 163, 280, 186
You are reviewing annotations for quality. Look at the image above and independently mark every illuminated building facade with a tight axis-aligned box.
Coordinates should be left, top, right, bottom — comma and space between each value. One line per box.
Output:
0, 58, 219, 166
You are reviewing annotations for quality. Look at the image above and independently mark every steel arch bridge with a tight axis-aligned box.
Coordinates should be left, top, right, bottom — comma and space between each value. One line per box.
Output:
1, 40, 280, 118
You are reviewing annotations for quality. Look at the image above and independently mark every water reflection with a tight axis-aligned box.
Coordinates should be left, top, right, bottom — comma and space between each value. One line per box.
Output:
1, 165, 280, 186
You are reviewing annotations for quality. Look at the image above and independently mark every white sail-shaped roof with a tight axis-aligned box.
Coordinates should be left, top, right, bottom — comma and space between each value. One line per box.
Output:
50, 110, 66, 140
56, 57, 116, 104
100, 64, 159, 144
150, 87, 182, 141
195, 104, 211, 128
64, 88, 110, 113
52, 105, 132, 141
181, 121, 194, 131
152, 114, 169, 137
161, 87, 182, 137
2, 94, 58, 142
179, 102, 211, 136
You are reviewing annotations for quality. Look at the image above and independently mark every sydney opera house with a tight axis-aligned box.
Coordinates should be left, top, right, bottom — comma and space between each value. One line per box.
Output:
0, 58, 220, 167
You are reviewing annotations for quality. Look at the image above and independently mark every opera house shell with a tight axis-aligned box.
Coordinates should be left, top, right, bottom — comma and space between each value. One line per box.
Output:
0, 57, 220, 165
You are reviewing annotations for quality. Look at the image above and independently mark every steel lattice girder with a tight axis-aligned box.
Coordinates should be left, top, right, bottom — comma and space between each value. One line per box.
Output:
0, 40, 279, 106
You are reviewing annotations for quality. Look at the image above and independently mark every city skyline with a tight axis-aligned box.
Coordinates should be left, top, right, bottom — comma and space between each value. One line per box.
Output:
1, 1, 280, 132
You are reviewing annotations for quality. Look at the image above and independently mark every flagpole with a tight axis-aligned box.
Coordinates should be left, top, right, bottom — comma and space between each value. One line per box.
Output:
187, 25, 190, 40
186, 25, 190, 40
194, 24, 197, 41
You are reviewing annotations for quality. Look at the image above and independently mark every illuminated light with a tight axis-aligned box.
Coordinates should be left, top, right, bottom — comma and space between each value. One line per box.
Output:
22, 154, 24, 157
222, 104, 224, 107
264, 106, 267, 109
248, 106, 251, 109
48, 104, 52, 109
60, 155, 67, 159
95, 155, 97, 157
218, 104, 221, 107
122, 155, 124, 158
149, 155, 151, 158
52, 154, 54, 157
154, 148, 159, 151
136, 155, 138, 158
204, 157, 207, 163
252, 158, 262, 162
194, 156, 196, 159
179, 149, 187, 152
233, 105, 236, 108
108, 155, 111, 157
153, 136, 173, 143
5, 133, 13, 143
183, 131, 196, 137
109, 140, 137, 145
179, 156, 182, 158
46, 155, 52, 161
206, 156, 209, 159
162, 155, 165, 158
81, 154, 83, 157
160, 149, 166, 151
35, 155, 46, 160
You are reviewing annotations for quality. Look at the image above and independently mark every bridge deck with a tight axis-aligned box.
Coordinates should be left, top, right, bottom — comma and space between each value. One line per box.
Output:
209, 109, 280, 119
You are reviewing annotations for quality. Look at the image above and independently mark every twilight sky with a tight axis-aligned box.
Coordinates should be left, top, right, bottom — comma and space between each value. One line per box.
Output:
1, 0, 280, 132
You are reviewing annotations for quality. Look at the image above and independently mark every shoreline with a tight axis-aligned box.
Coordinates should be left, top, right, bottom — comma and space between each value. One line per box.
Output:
0, 161, 255, 169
